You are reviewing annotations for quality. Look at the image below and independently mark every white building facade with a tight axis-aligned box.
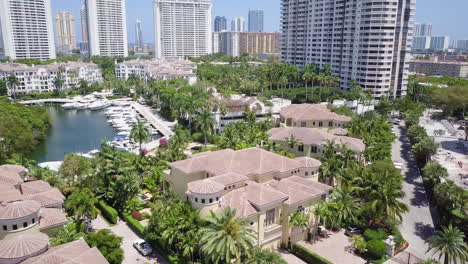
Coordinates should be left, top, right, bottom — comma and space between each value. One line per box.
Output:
84, 0, 128, 57
115, 59, 197, 85
0, 62, 103, 95
281, 0, 415, 99
153, 0, 212, 58
430, 36, 450, 51
0, 0, 56, 60
412, 36, 431, 50
231, 16, 246, 32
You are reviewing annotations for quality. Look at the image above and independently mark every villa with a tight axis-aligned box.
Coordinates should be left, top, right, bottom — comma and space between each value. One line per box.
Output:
268, 127, 365, 158
279, 104, 351, 128
0, 165, 108, 264
210, 91, 291, 132
163, 147, 332, 249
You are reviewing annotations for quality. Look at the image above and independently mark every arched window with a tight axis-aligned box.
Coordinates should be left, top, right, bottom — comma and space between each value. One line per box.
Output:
296, 206, 305, 213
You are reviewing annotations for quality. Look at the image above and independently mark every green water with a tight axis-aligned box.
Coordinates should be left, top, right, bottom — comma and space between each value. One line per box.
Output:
30, 105, 115, 163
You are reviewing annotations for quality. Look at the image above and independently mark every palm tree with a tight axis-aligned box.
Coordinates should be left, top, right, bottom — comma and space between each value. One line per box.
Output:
130, 120, 150, 156
7, 74, 20, 100
64, 188, 99, 222
289, 211, 309, 231
286, 135, 300, 149
199, 208, 256, 264
50, 223, 84, 246
426, 225, 467, 264
348, 234, 366, 254
332, 188, 361, 225
363, 181, 409, 222
195, 108, 215, 145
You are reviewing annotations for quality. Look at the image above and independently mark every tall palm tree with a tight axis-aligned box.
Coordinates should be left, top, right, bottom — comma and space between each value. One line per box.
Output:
7, 74, 20, 100
426, 225, 467, 264
195, 108, 215, 145
363, 180, 409, 222
289, 211, 309, 231
199, 208, 256, 264
331, 188, 361, 225
286, 135, 300, 149
130, 120, 150, 156
64, 188, 98, 222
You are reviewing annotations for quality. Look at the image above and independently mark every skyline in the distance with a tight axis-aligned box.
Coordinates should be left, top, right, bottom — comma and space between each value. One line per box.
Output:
52, 0, 468, 45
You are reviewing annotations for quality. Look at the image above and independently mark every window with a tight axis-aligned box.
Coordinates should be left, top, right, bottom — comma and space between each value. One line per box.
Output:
32, 218, 35, 224
13, 224, 18, 230
201, 199, 205, 204
23, 222, 28, 228
298, 144, 304, 152
265, 209, 276, 226
216, 197, 219, 201
195, 197, 198, 202
209, 198, 213, 203
319, 122, 323, 127
313, 122, 316, 126
329, 121, 333, 127
311, 145, 317, 153
301, 122, 306, 127
305, 171, 309, 176
296, 206, 305, 213
2, 225, 6, 231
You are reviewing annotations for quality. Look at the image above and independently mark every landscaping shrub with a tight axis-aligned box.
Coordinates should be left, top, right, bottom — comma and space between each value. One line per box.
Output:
392, 231, 405, 249
98, 200, 118, 224
123, 213, 145, 237
291, 244, 333, 264
366, 239, 386, 260
191, 132, 204, 143
363, 229, 388, 241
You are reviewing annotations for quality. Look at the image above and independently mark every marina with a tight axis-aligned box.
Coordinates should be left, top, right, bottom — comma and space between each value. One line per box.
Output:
30, 95, 174, 164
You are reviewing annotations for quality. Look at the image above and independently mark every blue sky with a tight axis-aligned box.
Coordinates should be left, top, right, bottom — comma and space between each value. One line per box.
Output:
52, 0, 468, 44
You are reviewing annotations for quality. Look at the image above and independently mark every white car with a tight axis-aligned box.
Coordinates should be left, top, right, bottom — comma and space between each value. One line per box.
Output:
133, 239, 153, 256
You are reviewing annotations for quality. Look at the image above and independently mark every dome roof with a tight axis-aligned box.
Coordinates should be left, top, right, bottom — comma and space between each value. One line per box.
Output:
0, 200, 41, 220
0, 232, 48, 260
187, 179, 224, 194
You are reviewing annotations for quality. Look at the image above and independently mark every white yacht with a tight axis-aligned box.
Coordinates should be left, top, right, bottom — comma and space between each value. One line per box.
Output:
62, 102, 77, 109
89, 100, 111, 110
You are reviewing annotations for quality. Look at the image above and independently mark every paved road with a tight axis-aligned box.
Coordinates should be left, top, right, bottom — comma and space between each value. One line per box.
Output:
92, 215, 168, 264
392, 122, 437, 259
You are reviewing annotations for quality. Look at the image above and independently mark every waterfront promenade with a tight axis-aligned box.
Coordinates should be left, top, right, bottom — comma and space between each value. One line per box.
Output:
132, 103, 175, 138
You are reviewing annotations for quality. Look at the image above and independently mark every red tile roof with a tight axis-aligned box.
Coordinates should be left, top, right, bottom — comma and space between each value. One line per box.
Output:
0, 200, 41, 220
0, 233, 48, 260
280, 104, 351, 122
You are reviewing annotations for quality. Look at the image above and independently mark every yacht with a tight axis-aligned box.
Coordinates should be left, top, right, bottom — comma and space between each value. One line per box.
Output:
62, 102, 77, 109
89, 100, 111, 110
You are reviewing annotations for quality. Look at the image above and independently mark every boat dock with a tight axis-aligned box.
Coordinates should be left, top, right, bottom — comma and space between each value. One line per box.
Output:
131, 103, 175, 138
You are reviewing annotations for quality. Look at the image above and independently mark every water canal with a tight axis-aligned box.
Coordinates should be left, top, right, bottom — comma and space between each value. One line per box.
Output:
30, 105, 115, 162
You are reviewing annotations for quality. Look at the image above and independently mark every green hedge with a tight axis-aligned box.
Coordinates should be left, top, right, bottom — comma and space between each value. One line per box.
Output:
366, 239, 386, 260
122, 213, 145, 237
363, 229, 388, 241
98, 200, 118, 224
291, 244, 333, 264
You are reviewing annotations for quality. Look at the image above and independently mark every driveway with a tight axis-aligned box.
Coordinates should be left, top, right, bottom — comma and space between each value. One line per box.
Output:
392, 122, 436, 258
92, 215, 168, 264
298, 230, 366, 264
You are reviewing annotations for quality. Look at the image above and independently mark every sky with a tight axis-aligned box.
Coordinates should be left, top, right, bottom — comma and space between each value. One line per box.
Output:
52, 0, 468, 45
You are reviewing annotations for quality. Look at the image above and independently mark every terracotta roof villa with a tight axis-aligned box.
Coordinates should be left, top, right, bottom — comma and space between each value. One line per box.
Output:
0, 165, 108, 264
164, 147, 332, 249
268, 127, 365, 158
279, 104, 351, 128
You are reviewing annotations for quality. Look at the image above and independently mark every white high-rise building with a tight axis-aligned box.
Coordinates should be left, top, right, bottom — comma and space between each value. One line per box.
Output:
135, 19, 143, 47
412, 36, 431, 50
0, 0, 56, 60
153, 0, 212, 58
281, 0, 415, 99
430, 36, 450, 50
414, 23, 432, 37
231, 17, 246, 32
85, 0, 128, 57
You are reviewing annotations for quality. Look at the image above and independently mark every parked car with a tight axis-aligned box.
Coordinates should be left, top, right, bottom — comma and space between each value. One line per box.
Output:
345, 226, 363, 236
133, 239, 153, 256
